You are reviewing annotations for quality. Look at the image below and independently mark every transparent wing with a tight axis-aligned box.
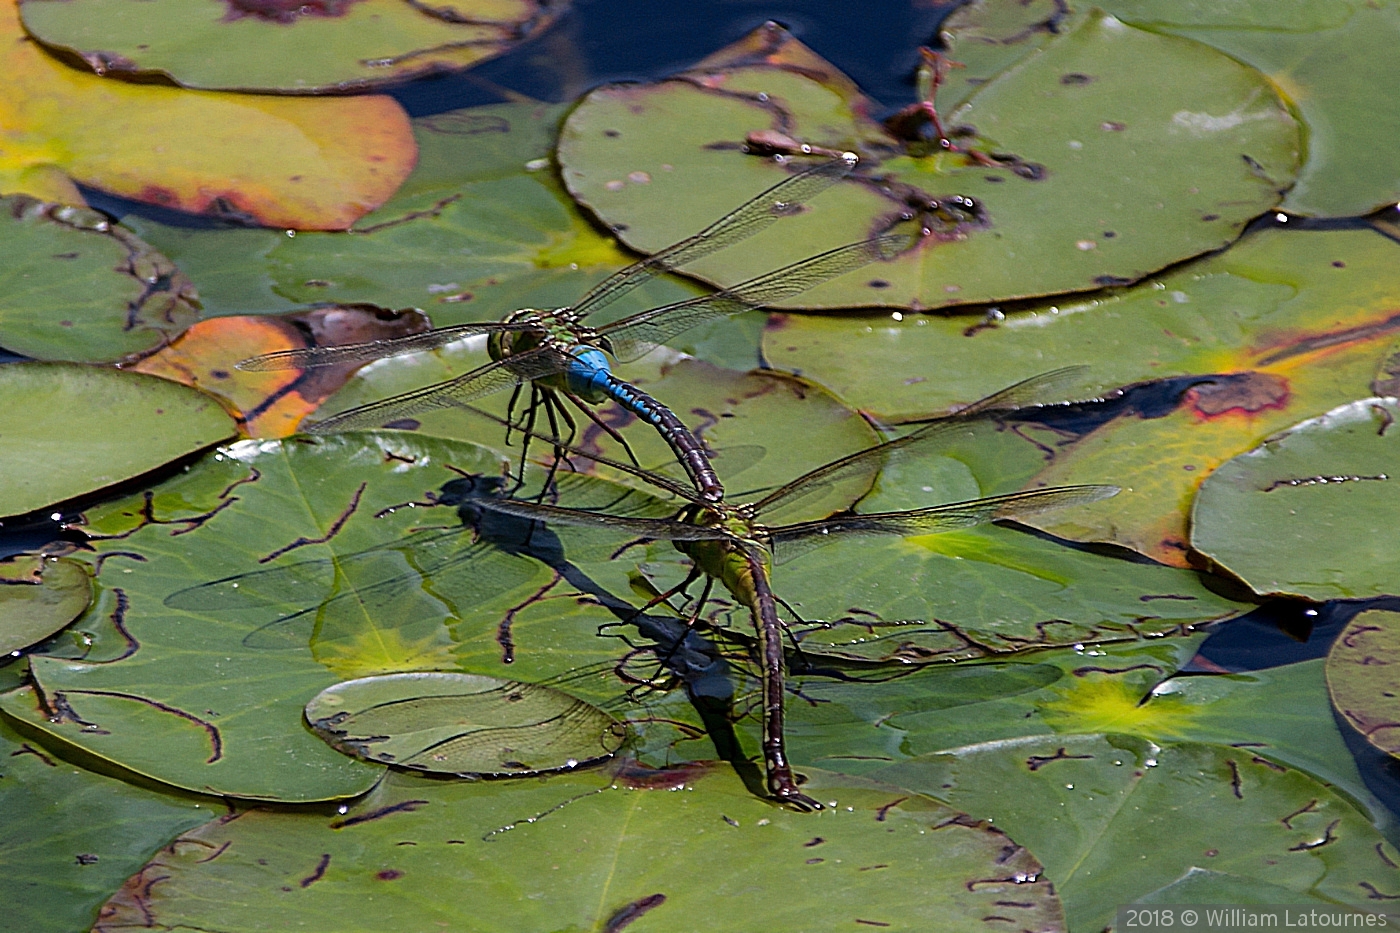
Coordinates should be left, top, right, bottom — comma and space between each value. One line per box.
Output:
752, 367, 1091, 521
470, 496, 730, 543
767, 485, 1119, 563
569, 154, 858, 322
236, 321, 540, 372
303, 345, 575, 434
600, 234, 912, 362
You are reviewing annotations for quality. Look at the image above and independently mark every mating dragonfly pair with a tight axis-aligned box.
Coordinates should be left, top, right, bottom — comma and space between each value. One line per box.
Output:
238, 154, 1117, 809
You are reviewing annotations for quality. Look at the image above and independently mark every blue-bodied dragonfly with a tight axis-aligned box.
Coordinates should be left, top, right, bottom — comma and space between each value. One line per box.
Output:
456, 369, 1117, 808
239, 154, 914, 502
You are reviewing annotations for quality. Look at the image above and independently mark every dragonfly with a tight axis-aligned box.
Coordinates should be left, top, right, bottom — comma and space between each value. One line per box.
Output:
457, 369, 1119, 809
239, 154, 912, 502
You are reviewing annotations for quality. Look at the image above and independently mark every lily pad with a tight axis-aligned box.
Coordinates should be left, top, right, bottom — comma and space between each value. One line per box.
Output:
557, 14, 1298, 311
0, 715, 213, 933
305, 671, 627, 775
1100, 0, 1400, 217
21, 0, 564, 94
128, 303, 430, 438
1192, 398, 1400, 600
0, 0, 416, 229
768, 225, 1400, 564
0, 554, 92, 654
1327, 610, 1400, 759
0, 430, 718, 800
93, 765, 1065, 933
872, 736, 1400, 931
0, 363, 237, 518
0, 197, 200, 363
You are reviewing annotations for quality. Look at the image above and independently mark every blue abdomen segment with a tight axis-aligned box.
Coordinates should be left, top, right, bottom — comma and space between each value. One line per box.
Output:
558, 346, 723, 501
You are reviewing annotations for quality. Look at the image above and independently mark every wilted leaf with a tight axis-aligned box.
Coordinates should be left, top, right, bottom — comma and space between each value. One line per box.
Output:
1192, 398, 1400, 599
0, 363, 236, 518
0, 554, 92, 654
129, 303, 430, 438
558, 14, 1298, 310
0, 197, 199, 363
305, 671, 627, 775
0, 0, 416, 230
93, 765, 1064, 933
21, 0, 565, 94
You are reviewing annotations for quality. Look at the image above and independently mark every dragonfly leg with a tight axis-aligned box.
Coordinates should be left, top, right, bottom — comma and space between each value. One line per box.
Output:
626, 564, 703, 623
564, 390, 643, 471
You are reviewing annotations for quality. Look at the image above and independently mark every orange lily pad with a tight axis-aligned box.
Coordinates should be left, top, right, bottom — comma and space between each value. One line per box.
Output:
0, 0, 416, 229
130, 304, 430, 438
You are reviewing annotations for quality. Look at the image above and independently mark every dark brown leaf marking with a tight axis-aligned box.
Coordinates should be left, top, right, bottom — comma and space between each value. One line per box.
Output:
356, 195, 463, 236
52, 689, 221, 760
1376, 843, 1399, 869
195, 841, 231, 864
11, 743, 57, 766
806, 857, 825, 864
300, 853, 331, 887
1281, 800, 1320, 829
1139, 594, 1198, 602
75, 853, 99, 865
1227, 759, 1243, 799
983, 917, 1021, 925
1257, 310, 1400, 367
858, 864, 889, 872
1360, 881, 1400, 900
260, 483, 365, 563
1371, 403, 1394, 436
1263, 473, 1387, 493
722, 815, 739, 827
804, 837, 826, 847
994, 901, 1037, 908
603, 894, 666, 933
375, 869, 403, 881
91, 551, 145, 575
1026, 748, 1094, 771
88, 490, 240, 541
330, 799, 428, 829
217, 467, 261, 500
875, 797, 909, 821
1343, 625, 1384, 649
496, 574, 562, 664
1186, 373, 1289, 418
855, 920, 891, 927
102, 589, 140, 662
1070, 663, 1162, 678
1288, 818, 1339, 852
1252, 756, 1287, 773
222, 0, 362, 25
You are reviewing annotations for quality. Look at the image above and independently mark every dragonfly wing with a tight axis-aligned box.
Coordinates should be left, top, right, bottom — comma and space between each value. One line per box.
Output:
766, 485, 1119, 563
471, 496, 729, 542
304, 345, 574, 433
569, 155, 858, 322
603, 234, 912, 362
236, 321, 538, 372
752, 368, 1098, 523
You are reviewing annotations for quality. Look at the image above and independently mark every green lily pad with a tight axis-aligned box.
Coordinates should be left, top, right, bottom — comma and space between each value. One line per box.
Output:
0, 554, 92, 654
0, 363, 237, 518
768, 225, 1400, 564
1101, 0, 1400, 218
0, 197, 200, 363
1327, 610, 1400, 758
19, 0, 564, 94
1192, 398, 1400, 600
93, 765, 1064, 933
305, 672, 627, 775
558, 13, 1298, 311
0, 715, 213, 933
872, 736, 1400, 931
0, 430, 724, 800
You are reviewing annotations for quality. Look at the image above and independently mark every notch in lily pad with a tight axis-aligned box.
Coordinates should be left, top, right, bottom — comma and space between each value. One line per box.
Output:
305, 672, 628, 777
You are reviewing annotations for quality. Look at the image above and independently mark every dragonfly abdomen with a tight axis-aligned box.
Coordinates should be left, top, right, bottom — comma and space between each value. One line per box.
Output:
592, 368, 724, 502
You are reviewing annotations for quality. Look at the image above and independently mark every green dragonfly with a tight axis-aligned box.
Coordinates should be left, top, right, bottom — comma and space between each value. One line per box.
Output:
239, 154, 924, 502
459, 369, 1118, 808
